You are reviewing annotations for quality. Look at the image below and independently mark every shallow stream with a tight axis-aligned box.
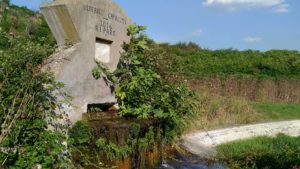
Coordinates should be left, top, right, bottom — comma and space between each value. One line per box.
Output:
160, 149, 226, 169
84, 111, 227, 169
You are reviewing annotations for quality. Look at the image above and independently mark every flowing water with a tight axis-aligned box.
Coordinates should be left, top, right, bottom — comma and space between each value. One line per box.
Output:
83, 111, 226, 169
160, 149, 226, 169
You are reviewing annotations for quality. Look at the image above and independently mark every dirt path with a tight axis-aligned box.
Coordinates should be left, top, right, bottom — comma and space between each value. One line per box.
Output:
182, 120, 300, 157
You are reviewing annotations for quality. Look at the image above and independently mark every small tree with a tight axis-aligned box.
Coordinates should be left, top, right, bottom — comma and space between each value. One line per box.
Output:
93, 24, 194, 142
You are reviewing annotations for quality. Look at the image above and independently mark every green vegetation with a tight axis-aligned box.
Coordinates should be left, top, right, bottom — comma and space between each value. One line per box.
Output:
95, 126, 156, 161
68, 121, 92, 147
69, 121, 160, 168
158, 42, 300, 79
254, 102, 300, 121
0, 1, 55, 45
186, 92, 261, 131
0, 30, 69, 168
187, 92, 300, 131
1, 2, 300, 168
71, 24, 195, 168
93, 24, 194, 141
155, 42, 300, 130
0, 3, 69, 168
217, 134, 300, 169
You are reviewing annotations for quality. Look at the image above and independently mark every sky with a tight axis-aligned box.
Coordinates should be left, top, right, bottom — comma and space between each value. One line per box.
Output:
11, 0, 300, 51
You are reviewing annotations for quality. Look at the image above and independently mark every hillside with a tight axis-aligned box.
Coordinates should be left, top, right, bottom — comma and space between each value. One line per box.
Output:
0, 2, 55, 47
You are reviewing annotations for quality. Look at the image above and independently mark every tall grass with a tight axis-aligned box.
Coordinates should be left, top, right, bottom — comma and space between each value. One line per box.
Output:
185, 77, 300, 103
186, 90, 261, 132
184, 89, 300, 132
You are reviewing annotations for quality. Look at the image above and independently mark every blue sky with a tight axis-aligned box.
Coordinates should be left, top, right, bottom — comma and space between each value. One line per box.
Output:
11, 0, 300, 51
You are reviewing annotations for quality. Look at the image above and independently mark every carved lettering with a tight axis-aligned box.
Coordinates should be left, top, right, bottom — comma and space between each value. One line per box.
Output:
83, 4, 127, 25
108, 13, 127, 25
83, 5, 104, 16
95, 20, 116, 37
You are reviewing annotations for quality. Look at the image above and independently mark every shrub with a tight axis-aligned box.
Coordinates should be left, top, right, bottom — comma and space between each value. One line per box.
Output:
158, 44, 300, 79
93, 24, 195, 142
69, 121, 92, 146
0, 31, 9, 49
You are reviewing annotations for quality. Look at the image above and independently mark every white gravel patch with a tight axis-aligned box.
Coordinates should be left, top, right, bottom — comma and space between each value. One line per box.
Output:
182, 120, 300, 157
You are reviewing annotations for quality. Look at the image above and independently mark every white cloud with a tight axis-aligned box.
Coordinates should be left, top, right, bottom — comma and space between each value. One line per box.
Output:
273, 3, 289, 13
243, 36, 263, 43
203, 0, 289, 13
192, 29, 203, 37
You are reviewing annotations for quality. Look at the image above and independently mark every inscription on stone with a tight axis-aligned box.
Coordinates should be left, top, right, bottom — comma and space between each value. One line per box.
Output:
95, 20, 116, 36
83, 4, 127, 25
83, 4, 104, 16
108, 13, 127, 25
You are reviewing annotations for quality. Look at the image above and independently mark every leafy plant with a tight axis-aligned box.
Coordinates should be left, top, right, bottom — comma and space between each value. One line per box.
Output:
0, 28, 69, 168
69, 121, 92, 146
92, 66, 101, 80
95, 126, 156, 161
92, 24, 194, 143
115, 24, 194, 141
96, 138, 131, 161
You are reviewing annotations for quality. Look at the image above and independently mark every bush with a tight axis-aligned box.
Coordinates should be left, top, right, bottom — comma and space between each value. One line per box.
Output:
92, 24, 194, 143
0, 31, 9, 49
69, 121, 92, 146
0, 30, 68, 168
159, 44, 300, 79
108, 24, 194, 142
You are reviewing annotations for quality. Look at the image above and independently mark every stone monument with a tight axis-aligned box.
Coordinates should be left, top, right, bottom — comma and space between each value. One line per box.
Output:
40, 0, 131, 122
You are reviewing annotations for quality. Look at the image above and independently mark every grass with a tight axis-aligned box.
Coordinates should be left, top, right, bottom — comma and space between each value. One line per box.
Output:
216, 134, 300, 169
185, 90, 262, 132
185, 89, 300, 132
253, 102, 300, 121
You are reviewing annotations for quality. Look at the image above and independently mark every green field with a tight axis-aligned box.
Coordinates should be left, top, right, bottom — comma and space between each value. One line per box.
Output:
216, 135, 300, 169
253, 102, 300, 121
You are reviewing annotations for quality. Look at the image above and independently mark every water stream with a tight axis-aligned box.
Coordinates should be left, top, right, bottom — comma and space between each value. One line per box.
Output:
83, 111, 227, 169
159, 146, 226, 169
